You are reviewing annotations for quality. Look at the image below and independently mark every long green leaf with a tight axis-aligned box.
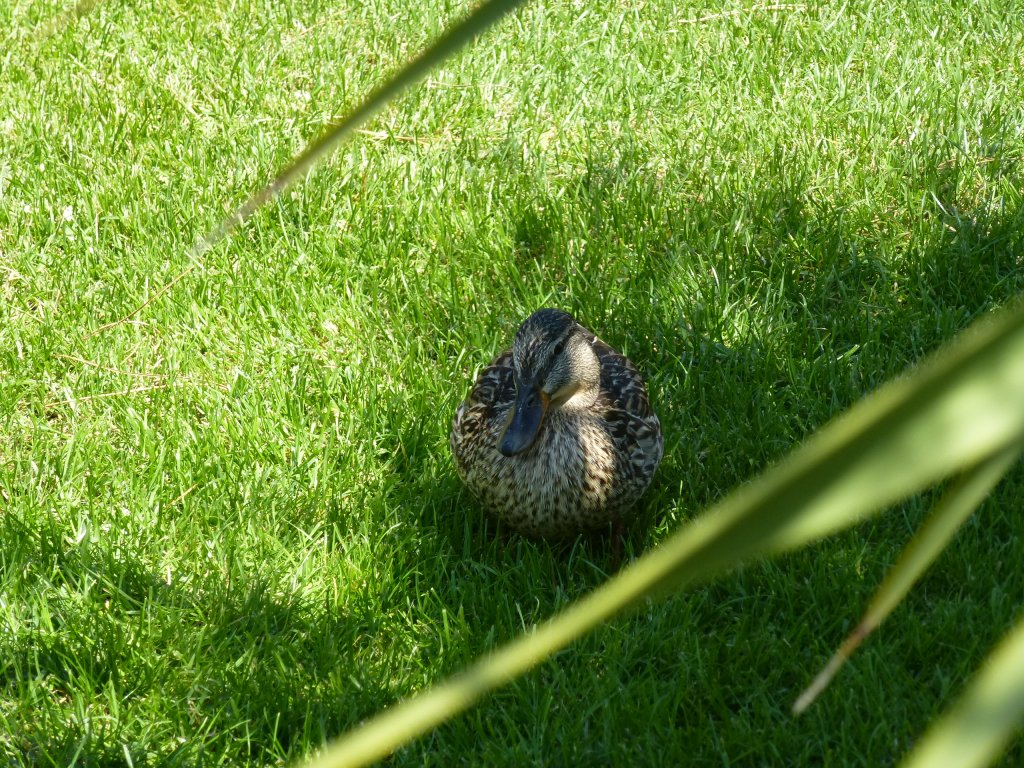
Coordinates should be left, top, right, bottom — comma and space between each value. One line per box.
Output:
300, 300, 1024, 767
793, 444, 1021, 714
899, 616, 1024, 768
89, 0, 529, 336
191, 0, 528, 263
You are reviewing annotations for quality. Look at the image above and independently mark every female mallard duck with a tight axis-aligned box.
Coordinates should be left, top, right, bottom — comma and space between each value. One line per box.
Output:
450, 308, 663, 538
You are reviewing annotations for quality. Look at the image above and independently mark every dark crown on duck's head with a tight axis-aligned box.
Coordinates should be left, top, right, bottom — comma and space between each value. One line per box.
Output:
511, 308, 577, 375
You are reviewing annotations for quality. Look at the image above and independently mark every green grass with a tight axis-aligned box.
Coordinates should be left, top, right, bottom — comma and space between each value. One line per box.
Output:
2, 0, 1024, 765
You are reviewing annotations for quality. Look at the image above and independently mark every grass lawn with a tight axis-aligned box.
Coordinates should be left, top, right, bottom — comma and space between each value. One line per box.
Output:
3, 0, 1024, 764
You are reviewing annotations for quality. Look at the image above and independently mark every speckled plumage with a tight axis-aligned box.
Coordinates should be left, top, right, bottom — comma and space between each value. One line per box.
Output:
450, 309, 663, 538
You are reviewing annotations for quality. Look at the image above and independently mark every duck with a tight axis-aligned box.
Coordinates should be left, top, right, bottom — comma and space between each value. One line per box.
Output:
450, 308, 663, 538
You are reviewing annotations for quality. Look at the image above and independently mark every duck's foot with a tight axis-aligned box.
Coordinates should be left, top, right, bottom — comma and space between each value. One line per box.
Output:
610, 518, 626, 571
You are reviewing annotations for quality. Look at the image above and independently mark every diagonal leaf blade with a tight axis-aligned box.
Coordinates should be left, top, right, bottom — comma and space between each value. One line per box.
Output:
793, 444, 1022, 714
88, 0, 529, 337
899, 616, 1024, 768
299, 299, 1024, 767
190, 0, 529, 263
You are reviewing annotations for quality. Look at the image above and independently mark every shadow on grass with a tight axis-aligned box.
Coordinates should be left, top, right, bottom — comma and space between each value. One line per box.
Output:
413, 138, 1024, 560
0, 513, 392, 765
375, 146, 1024, 762
5, 149, 1022, 766
371, 145, 1024, 763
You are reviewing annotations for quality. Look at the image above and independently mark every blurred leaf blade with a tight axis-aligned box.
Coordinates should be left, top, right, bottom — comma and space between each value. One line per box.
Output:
301, 299, 1024, 767
793, 444, 1021, 714
191, 0, 529, 262
899, 616, 1024, 768
735, 306, 1024, 559
89, 0, 529, 336
641, 298, 1024, 595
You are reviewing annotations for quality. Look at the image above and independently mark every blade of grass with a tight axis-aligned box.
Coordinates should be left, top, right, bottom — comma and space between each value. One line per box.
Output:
899, 616, 1024, 768
677, 3, 807, 26
35, 0, 105, 40
298, 300, 1024, 767
793, 443, 1022, 714
87, 262, 198, 338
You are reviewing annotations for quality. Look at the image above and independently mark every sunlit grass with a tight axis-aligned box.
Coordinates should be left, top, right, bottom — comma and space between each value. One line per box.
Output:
1, 0, 1023, 765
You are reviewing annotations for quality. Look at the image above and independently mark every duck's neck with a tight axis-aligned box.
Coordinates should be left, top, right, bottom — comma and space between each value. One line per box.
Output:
551, 346, 601, 411
560, 384, 600, 411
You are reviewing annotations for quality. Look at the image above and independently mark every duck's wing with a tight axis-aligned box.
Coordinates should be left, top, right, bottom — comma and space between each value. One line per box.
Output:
591, 338, 655, 418
591, 336, 664, 480
450, 349, 515, 475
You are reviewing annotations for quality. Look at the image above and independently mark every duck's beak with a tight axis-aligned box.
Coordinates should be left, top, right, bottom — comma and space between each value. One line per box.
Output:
499, 384, 549, 456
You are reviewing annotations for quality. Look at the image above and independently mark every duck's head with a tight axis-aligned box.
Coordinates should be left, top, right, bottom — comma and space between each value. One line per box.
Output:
498, 308, 601, 456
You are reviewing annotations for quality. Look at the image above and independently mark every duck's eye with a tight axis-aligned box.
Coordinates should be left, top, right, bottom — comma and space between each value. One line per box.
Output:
552, 341, 565, 356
